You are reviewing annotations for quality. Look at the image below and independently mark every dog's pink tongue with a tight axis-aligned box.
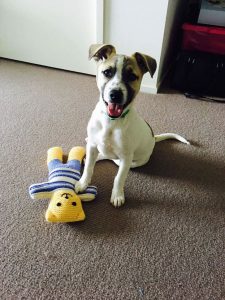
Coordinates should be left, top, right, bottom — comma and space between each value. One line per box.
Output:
108, 103, 123, 117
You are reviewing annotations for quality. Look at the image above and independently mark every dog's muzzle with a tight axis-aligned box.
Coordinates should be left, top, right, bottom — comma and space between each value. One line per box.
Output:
105, 88, 126, 118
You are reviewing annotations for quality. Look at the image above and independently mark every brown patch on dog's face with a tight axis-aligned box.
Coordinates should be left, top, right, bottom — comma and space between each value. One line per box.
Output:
121, 56, 144, 101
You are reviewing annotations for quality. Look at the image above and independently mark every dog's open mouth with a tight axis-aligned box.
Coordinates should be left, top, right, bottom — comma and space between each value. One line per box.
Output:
104, 101, 124, 118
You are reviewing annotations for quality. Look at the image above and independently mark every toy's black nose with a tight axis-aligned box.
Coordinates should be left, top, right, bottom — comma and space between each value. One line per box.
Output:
109, 89, 123, 103
61, 193, 72, 199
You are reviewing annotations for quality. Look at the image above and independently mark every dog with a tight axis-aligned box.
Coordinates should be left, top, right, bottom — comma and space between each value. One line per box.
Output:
75, 44, 189, 207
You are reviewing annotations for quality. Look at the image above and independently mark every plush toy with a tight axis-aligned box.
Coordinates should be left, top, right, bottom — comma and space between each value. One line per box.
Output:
29, 146, 97, 222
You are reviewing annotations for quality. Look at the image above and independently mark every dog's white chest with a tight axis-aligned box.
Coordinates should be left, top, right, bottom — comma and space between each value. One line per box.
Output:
97, 126, 122, 159
87, 103, 132, 160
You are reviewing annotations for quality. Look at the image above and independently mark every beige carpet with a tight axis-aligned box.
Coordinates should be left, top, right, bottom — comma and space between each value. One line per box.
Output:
0, 59, 224, 300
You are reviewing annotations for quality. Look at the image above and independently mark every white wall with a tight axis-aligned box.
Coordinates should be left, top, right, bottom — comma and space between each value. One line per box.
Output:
0, 0, 98, 75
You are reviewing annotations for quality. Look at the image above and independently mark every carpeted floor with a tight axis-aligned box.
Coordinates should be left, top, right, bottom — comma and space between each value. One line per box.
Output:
0, 59, 224, 300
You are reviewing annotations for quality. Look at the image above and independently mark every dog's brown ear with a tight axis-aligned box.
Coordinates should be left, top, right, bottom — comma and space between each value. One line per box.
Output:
133, 52, 157, 78
89, 44, 116, 61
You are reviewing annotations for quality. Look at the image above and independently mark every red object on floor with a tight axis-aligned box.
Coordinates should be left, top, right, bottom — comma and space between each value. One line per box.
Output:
182, 23, 225, 55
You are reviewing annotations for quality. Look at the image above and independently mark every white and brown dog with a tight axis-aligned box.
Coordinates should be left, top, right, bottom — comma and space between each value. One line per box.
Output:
76, 44, 189, 207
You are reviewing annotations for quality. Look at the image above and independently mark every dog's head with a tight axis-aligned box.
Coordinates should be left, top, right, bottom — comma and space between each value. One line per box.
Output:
89, 44, 157, 119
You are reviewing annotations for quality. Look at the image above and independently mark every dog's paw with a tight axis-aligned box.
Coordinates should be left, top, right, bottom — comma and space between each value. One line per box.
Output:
110, 191, 125, 208
75, 180, 88, 194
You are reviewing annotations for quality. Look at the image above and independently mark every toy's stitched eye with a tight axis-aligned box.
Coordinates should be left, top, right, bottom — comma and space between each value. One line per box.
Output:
72, 202, 77, 206
103, 69, 113, 78
57, 202, 62, 206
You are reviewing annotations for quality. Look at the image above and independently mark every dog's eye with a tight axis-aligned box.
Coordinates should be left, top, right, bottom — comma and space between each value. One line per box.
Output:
127, 73, 138, 82
103, 69, 113, 78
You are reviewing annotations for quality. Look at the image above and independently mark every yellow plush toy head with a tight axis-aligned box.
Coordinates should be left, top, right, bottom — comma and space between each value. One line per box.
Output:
29, 147, 97, 223
45, 190, 85, 222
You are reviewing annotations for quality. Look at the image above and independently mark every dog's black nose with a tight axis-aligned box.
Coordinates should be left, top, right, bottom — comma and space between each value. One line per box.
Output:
110, 89, 123, 103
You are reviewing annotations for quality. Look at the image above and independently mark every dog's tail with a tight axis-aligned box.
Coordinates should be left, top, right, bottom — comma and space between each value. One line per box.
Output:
155, 133, 190, 145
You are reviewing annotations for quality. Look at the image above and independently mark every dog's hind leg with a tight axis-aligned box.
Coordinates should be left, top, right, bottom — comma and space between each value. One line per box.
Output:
112, 159, 120, 166
130, 158, 150, 168
112, 157, 149, 168
96, 153, 108, 162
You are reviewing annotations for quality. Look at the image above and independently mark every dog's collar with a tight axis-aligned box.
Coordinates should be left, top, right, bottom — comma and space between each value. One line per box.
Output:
104, 108, 130, 120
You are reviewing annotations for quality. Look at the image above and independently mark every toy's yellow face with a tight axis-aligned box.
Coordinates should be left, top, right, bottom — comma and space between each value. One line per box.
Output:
45, 190, 85, 222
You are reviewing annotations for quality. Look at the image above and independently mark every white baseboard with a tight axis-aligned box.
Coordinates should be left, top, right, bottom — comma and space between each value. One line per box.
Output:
140, 83, 158, 94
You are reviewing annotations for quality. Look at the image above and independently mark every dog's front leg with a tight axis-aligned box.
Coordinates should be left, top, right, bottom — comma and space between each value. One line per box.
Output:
76, 143, 98, 193
110, 155, 133, 208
